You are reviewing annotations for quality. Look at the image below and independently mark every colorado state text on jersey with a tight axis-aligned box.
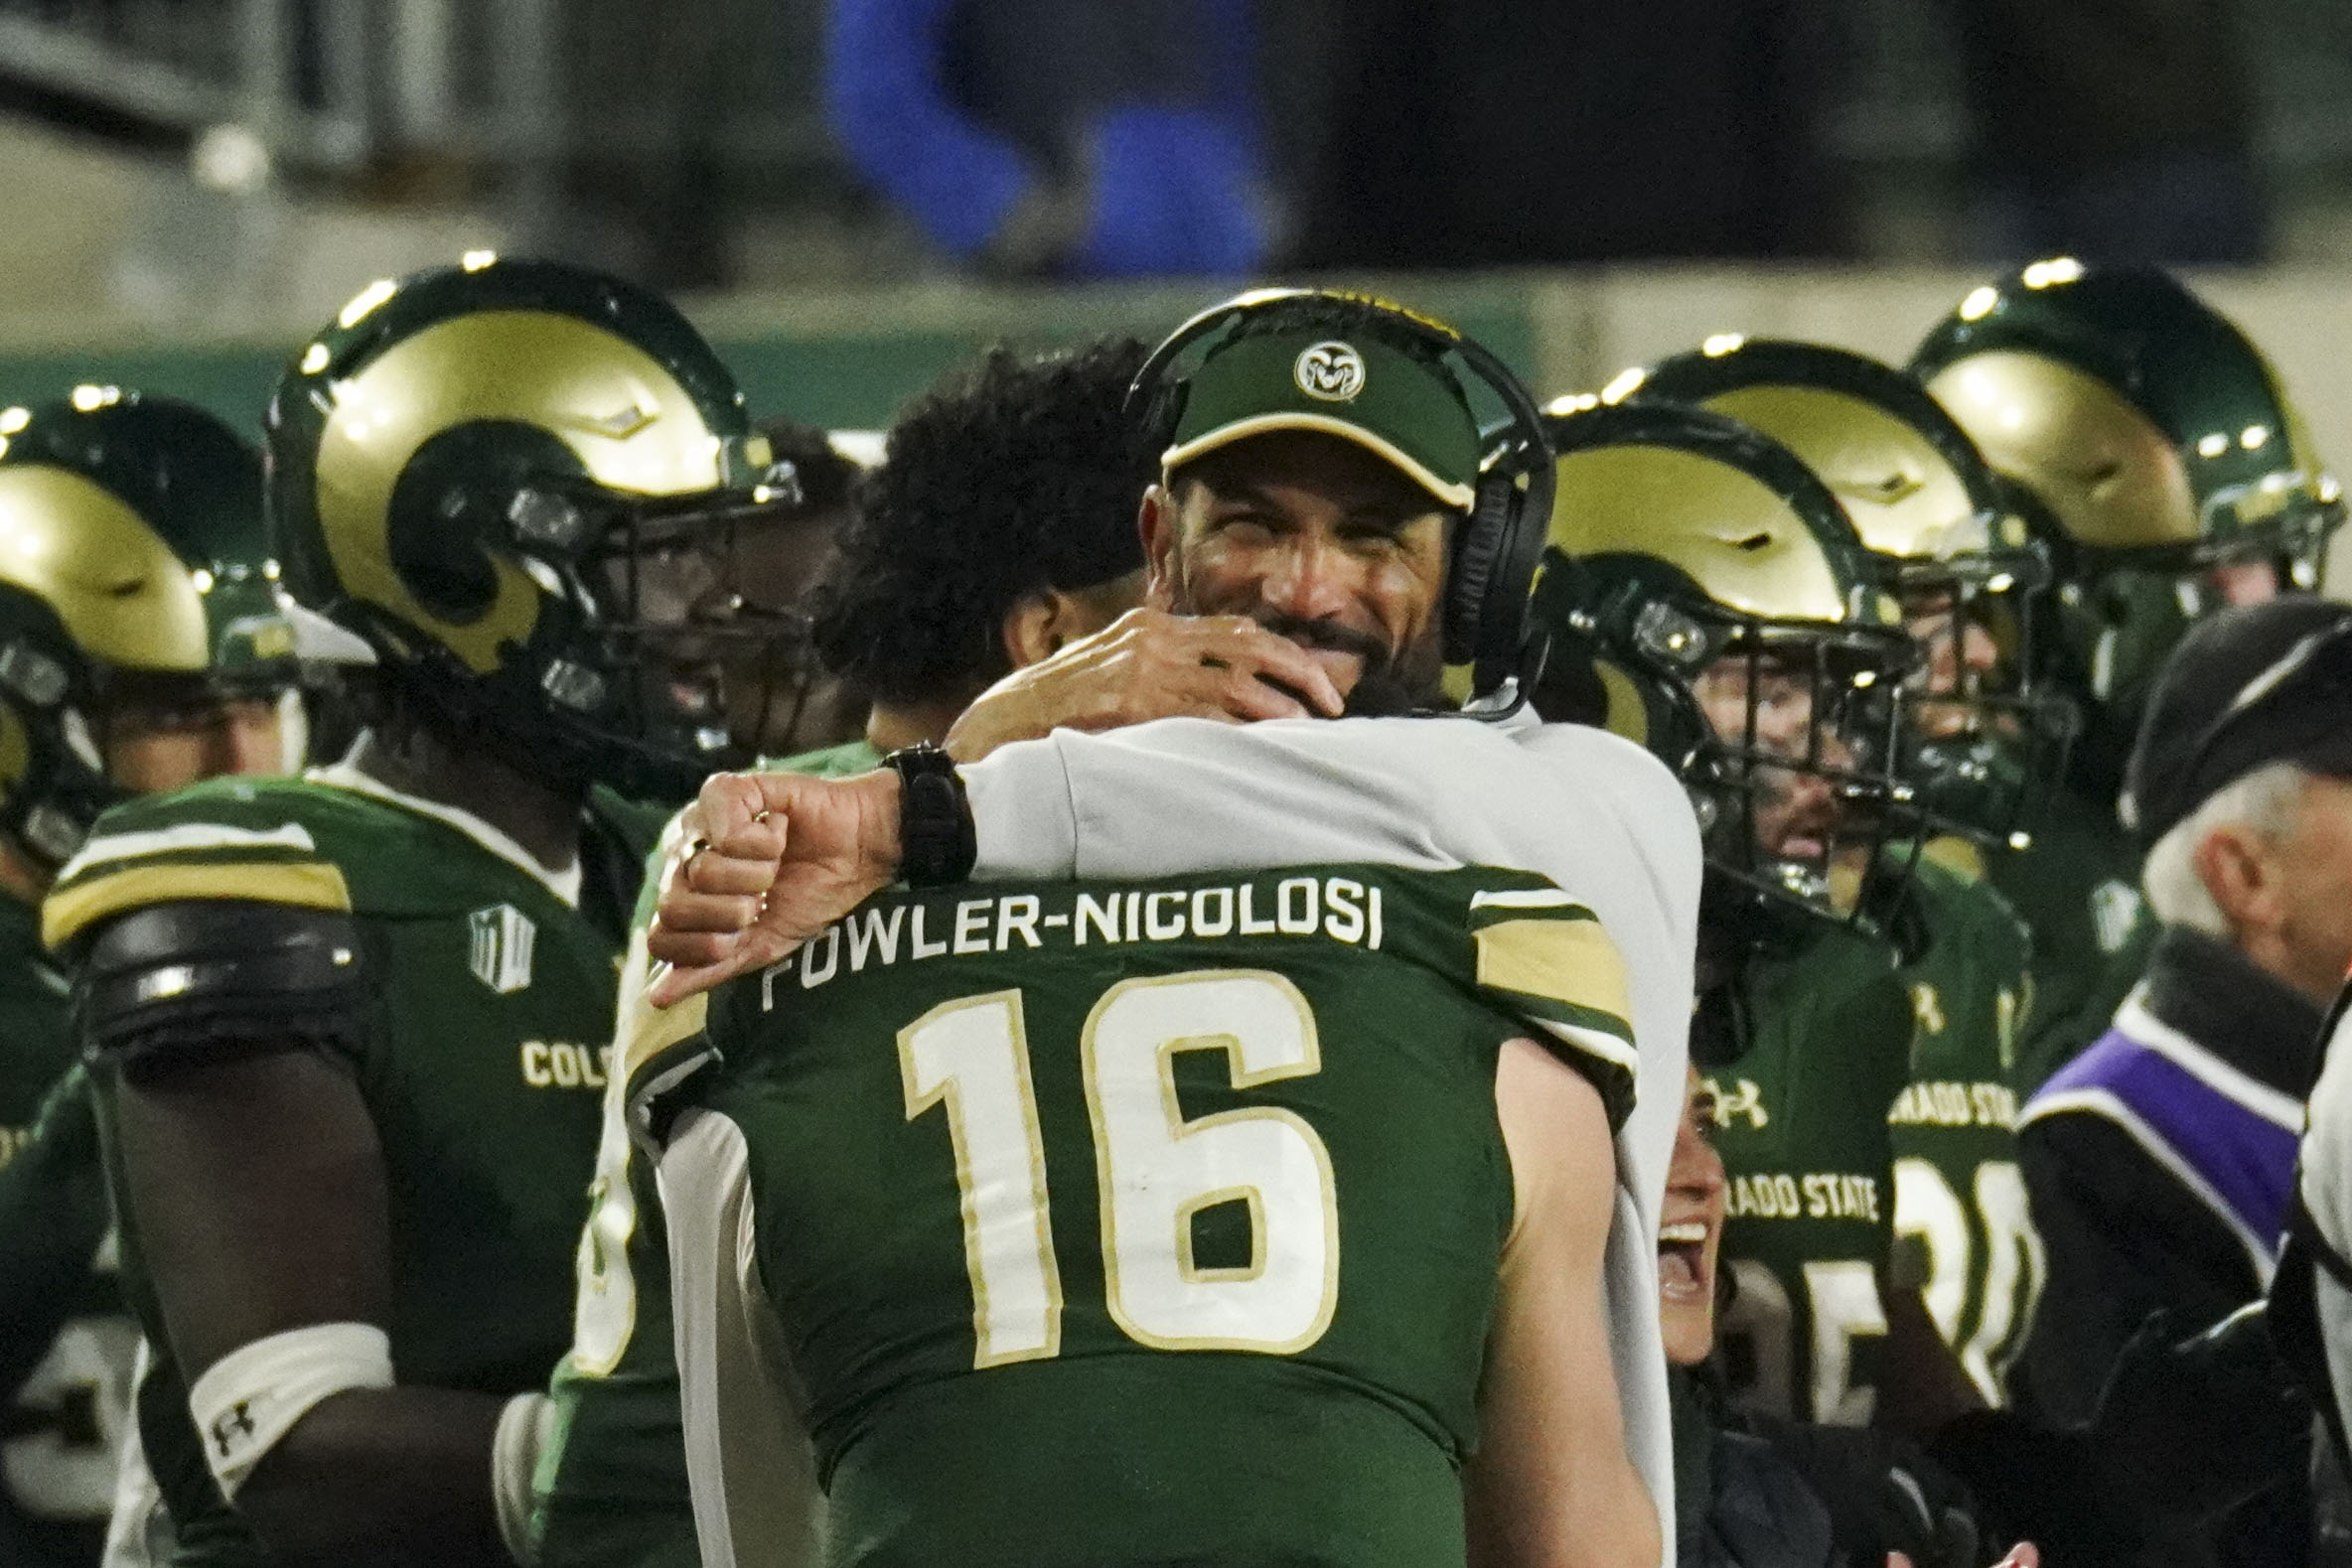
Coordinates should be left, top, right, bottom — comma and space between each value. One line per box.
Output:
1727, 1172, 1883, 1222
1886, 1080, 2018, 1129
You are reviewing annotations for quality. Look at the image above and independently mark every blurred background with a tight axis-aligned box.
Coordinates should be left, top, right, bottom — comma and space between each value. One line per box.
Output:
6, 0, 2352, 447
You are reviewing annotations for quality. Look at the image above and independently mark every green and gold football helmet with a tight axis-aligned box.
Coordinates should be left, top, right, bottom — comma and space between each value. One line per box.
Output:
0, 391, 303, 865
1911, 259, 2345, 790
267, 256, 802, 800
1530, 399, 1921, 936
1624, 338, 2071, 846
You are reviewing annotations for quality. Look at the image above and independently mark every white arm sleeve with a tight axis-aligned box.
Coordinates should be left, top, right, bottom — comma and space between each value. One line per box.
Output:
2299, 1009, 2352, 1452
960, 712, 1698, 1568
661, 1108, 822, 1568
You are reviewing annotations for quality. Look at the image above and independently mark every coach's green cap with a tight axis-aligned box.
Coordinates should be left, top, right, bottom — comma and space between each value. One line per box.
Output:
1164, 330, 1483, 510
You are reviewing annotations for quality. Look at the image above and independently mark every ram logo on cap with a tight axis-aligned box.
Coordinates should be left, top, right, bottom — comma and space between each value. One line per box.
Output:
1294, 342, 1367, 402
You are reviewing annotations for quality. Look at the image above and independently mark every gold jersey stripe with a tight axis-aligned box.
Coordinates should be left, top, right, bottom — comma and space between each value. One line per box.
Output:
1473, 914, 1633, 1040
612, 926, 709, 1080
1921, 834, 1986, 883
44, 860, 354, 950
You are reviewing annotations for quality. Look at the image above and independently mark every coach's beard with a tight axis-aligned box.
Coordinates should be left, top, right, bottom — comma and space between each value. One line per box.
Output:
1231, 611, 1442, 718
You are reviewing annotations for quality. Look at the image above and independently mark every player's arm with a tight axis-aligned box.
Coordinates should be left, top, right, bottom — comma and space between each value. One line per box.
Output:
644, 715, 1686, 1005
660, 1105, 821, 1568
940, 610, 1344, 763
74, 898, 516, 1568
1463, 1037, 1661, 1568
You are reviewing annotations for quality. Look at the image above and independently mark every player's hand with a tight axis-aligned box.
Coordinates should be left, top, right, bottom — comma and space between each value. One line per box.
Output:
943, 608, 1345, 763
1888, 1550, 2035, 1568
646, 769, 903, 1008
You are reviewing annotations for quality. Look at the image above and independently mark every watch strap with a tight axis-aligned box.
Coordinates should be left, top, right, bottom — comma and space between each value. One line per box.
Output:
882, 743, 977, 889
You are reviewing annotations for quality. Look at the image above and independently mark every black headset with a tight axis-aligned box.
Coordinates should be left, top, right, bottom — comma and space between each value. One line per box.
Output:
1125, 288, 1556, 700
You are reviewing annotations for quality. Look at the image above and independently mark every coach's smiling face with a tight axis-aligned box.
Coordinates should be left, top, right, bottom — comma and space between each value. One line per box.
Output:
1140, 431, 1454, 705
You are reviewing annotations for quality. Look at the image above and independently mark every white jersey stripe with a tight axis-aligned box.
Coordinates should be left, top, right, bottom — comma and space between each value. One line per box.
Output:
2112, 992, 2306, 1131
58, 822, 316, 883
1470, 888, 1582, 912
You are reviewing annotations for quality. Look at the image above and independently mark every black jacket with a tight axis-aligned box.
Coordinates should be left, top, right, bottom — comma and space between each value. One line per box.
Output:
2017, 927, 2321, 1565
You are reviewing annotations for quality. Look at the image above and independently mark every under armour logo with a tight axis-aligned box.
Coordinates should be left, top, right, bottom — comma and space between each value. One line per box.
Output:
1705, 1076, 1770, 1131
211, 1399, 256, 1458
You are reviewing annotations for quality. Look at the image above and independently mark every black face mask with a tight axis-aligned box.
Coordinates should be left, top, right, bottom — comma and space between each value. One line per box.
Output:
476, 467, 815, 795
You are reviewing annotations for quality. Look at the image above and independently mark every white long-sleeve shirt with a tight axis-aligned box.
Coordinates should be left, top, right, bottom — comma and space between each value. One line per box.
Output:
662, 712, 1700, 1568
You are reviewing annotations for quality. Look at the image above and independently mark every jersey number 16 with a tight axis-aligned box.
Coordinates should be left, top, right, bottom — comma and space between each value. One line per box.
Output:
902, 968, 1342, 1367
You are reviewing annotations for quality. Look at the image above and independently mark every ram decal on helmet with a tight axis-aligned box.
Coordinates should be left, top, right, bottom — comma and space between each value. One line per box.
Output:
267, 256, 794, 799
1911, 259, 2345, 797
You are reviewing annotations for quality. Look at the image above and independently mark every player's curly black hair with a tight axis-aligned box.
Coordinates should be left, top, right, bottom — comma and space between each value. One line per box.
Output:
810, 337, 1152, 708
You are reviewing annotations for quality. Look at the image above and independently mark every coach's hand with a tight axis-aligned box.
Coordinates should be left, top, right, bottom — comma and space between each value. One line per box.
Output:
647, 769, 903, 1007
944, 609, 1344, 764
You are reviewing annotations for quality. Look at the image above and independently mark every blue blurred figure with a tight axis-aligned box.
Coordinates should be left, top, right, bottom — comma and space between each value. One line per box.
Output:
826, 0, 1275, 279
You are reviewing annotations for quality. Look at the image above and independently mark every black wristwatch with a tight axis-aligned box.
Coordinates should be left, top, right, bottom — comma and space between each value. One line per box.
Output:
882, 743, 977, 889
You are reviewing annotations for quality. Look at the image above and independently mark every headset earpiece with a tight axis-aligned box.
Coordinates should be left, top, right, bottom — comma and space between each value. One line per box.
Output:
1445, 438, 1553, 694
1444, 474, 1515, 668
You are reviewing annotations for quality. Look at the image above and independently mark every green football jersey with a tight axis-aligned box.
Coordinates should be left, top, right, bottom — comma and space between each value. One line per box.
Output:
533, 743, 866, 1568
0, 889, 130, 1568
1886, 853, 2045, 1408
1988, 780, 2155, 1094
50, 768, 654, 1568
532, 815, 698, 1568
1704, 917, 1914, 1428
654, 862, 1639, 1568
765, 739, 883, 780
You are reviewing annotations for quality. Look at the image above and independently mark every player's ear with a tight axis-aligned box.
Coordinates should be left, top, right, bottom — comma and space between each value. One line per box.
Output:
1005, 574, 1144, 666
1140, 483, 1181, 611
1000, 591, 1064, 669
2193, 823, 2279, 937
